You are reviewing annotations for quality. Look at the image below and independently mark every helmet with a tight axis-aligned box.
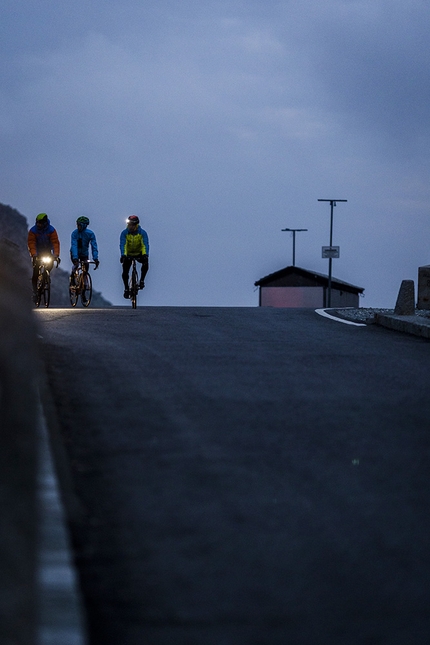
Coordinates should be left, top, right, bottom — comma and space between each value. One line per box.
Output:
127, 215, 139, 225
36, 212, 48, 224
77, 216, 90, 227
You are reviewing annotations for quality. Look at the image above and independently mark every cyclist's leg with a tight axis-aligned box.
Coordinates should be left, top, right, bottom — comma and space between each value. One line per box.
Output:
70, 253, 79, 285
31, 261, 40, 304
139, 255, 148, 288
43, 270, 51, 307
70, 267, 78, 285
80, 256, 89, 273
122, 258, 131, 287
122, 257, 132, 297
32, 261, 40, 294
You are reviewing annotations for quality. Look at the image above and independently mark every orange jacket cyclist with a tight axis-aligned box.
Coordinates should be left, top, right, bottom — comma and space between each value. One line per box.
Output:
28, 213, 60, 300
120, 215, 149, 299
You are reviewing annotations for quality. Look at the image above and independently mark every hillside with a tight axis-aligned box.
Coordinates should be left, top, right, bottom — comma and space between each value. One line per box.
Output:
0, 203, 111, 307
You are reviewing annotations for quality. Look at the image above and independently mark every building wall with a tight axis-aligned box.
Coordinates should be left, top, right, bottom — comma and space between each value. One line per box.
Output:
260, 286, 360, 308
328, 290, 359, 308
260, 287, 324, 308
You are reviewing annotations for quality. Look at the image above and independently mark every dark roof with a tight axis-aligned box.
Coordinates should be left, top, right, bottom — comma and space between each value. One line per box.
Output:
254, 265, 364, 294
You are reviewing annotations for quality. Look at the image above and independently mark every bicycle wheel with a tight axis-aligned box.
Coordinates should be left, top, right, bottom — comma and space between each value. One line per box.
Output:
42, 271, 50, 307
81, 272, 92, 307
69, 273, 79, 307
130, 265, 138, 309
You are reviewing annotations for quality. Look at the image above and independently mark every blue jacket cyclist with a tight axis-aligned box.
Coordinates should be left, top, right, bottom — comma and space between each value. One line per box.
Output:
70, 216, 99, 281
120, 215, 149, 298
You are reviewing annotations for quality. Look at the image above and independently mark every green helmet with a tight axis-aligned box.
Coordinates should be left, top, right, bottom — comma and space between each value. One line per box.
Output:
77, 216, 90, 227
36, 212, 48, 223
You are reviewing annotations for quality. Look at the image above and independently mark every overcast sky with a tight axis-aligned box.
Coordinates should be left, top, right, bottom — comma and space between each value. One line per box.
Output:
1, 0, 429, 306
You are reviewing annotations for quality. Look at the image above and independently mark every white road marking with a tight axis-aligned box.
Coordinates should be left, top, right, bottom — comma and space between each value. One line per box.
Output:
315, 309, 367, 327
37, 403, 87, 645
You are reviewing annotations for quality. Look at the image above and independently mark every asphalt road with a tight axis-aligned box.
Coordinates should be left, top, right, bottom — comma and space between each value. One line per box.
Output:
36, 307, 430, 645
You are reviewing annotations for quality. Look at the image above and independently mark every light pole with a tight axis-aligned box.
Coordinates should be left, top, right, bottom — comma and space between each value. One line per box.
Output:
281, 228, 308, 267
317, 199, 347, 307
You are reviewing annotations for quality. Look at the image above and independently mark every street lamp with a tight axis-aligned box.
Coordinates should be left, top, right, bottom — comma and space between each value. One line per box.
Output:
281, 228, 308, 267
317, 199, 347, 307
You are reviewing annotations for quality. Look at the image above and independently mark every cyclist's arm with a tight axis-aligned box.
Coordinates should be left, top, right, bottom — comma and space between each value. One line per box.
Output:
28, 230, 37, 257
70, 230, 79, 260
142, 230, 149, 256
90, 232, 99, 261
120, 230, 127, 256
50, 229, 60, 257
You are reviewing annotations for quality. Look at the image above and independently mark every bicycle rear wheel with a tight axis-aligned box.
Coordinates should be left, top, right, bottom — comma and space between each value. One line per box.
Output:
81, 272, 92, 307
42, 272, 50, 307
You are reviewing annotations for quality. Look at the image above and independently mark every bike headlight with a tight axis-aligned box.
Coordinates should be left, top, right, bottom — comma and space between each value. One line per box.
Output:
41, 256, 53, 264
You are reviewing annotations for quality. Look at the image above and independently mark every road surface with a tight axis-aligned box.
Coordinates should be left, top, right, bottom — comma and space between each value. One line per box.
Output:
36, 307, 430, 645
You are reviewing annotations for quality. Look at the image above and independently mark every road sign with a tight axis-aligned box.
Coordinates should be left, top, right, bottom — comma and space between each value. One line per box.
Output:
322, 246, 340, 259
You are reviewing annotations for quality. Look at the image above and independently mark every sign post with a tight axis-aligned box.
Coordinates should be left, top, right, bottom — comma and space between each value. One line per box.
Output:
281, 228, 308, 266
318, 199, 347, 307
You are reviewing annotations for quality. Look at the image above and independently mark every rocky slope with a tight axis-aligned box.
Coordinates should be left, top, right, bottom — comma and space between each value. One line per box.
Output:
0, 203, 111, 307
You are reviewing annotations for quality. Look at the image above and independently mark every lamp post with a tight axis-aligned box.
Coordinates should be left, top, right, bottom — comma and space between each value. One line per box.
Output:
281, 228, 308, 267
317, 199, 347, 307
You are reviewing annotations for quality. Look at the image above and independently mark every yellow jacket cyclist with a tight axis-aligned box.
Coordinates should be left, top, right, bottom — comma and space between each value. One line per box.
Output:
120, 215, 149, 299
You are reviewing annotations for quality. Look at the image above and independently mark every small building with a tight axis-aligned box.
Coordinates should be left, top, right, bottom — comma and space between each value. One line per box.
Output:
255, 266, 364, 308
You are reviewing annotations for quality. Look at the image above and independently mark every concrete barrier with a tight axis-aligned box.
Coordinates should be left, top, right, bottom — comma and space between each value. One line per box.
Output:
375, 312, 430, 339
0, 239, 39, 645
417, 265, 430, 310
394, 279, 415, 315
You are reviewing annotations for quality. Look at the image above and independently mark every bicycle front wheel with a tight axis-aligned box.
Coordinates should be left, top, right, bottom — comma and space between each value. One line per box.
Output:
81, 272, 92, 307
69, 275, 78, 307
35, 273, 43, 308
130, 266, 138, 309
42, 272, 51, 307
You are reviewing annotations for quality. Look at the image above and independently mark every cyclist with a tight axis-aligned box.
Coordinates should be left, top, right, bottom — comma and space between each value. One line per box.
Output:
70, 216, 99, 283
120, 215, 149, 299
27, 213, 60, 302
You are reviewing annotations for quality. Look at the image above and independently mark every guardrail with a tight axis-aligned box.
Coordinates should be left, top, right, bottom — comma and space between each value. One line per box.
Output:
0, 238, 39, 644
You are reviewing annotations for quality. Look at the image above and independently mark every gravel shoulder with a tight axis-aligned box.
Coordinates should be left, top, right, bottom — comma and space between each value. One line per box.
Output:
330, 307, 430, 324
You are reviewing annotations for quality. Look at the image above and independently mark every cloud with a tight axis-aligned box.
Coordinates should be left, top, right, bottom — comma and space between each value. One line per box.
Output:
295, 1, 430, 156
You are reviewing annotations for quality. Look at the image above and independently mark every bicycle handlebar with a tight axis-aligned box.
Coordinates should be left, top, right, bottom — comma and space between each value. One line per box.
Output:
76, 260, 98, 270
38, 255, 59, 269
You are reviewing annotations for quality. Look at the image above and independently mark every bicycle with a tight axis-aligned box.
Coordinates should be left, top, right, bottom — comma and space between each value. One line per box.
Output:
129, 258, 139, 309
69, 260, 97, 307
34, 255, 58, 308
